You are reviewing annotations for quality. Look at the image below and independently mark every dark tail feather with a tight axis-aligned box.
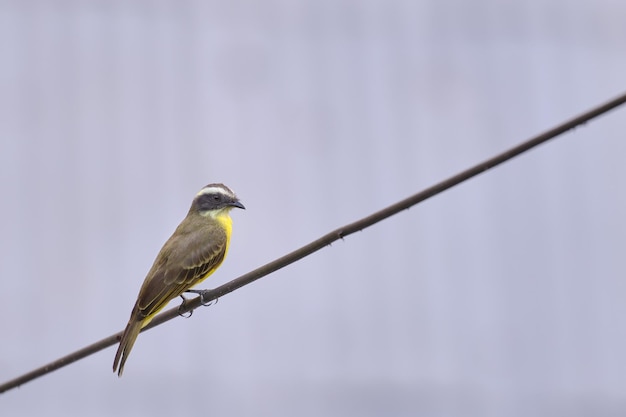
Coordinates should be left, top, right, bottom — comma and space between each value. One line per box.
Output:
113, 316, 142, 377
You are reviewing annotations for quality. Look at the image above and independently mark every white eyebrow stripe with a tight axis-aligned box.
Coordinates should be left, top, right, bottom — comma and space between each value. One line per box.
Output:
196, 185, 234, 198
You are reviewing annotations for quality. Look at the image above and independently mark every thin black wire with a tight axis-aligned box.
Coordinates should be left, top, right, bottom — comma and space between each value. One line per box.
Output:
1, 91, 625, 394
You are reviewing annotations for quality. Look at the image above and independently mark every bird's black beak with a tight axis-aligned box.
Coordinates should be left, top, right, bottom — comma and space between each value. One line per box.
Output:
230, 200, 245, 210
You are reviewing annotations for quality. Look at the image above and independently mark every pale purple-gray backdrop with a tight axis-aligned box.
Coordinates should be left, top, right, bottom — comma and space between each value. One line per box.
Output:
1, 1, 625, 416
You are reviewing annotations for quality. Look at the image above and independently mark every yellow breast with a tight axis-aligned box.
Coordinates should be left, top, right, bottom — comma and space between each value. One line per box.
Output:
214, 211, 233, 238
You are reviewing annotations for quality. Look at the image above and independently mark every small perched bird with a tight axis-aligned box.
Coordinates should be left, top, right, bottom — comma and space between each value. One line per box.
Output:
113, 183, 244, 376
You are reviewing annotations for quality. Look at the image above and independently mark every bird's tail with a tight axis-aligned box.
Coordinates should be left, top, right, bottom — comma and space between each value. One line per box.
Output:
113, 310, 143, 377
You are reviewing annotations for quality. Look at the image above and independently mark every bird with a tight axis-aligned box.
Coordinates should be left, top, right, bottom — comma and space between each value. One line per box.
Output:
113, 183, 245, 376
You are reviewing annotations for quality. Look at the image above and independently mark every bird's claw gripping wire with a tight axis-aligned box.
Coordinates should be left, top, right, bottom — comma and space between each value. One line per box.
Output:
177, 295, 193, 318
185, 289, 219, 307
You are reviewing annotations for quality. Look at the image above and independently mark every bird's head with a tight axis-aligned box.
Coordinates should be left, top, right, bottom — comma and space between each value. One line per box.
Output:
191, 183, 245, 218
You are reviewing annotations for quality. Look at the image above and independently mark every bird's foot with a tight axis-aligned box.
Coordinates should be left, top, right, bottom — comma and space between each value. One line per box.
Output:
177, 294, 193, 318
185, 289, 219, 306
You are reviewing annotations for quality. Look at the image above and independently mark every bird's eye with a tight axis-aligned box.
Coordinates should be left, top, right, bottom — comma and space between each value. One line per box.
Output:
212, 194, 221, 201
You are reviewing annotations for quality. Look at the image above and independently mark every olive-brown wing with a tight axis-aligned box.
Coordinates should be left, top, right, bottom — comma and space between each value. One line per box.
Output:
136, 226, 228, 320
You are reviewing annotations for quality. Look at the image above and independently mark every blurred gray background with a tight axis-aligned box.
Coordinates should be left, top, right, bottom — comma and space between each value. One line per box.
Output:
1, 1, 625, 416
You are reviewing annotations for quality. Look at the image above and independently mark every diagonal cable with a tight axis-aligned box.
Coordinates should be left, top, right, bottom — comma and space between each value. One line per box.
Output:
1, 91, 625, 394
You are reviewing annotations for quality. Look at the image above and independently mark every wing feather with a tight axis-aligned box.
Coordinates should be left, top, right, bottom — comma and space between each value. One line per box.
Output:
135, 225, 228, 319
